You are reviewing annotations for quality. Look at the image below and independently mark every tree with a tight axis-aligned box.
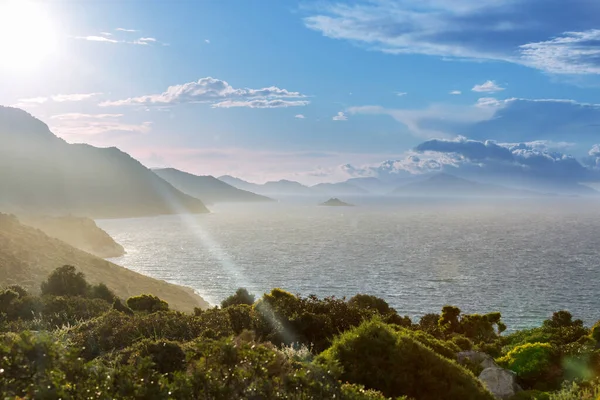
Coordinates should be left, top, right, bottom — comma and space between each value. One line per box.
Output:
40, 265, 89, 297
89, 283, 116, 302
221, 288, 255, 308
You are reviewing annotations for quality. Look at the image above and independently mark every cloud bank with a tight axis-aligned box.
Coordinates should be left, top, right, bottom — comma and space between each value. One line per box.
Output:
100, 77, 308, 109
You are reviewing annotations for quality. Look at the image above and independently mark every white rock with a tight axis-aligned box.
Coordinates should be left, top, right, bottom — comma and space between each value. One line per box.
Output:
478, 367, 522, 399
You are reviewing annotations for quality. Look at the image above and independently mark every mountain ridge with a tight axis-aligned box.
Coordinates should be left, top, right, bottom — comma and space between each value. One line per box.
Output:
0, 106, 209, 218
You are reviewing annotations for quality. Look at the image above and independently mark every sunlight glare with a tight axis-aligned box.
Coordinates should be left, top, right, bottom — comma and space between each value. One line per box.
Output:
0, 0, 58, 70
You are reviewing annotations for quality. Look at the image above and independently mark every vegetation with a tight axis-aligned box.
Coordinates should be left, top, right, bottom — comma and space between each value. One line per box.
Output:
1, 265, 600, 399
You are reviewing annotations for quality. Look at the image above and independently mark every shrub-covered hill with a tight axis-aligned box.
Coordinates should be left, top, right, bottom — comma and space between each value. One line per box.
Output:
1, 265, 600, 399
0, 213, 207, 312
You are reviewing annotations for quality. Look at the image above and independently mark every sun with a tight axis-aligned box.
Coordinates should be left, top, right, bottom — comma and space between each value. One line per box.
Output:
0, 0, 58, 70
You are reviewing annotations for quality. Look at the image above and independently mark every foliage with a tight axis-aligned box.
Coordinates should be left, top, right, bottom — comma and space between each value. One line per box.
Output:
452, 334, 474, 351
590, 320, 600, 344
89, 282, 117, 302
317, 318, 494, 400
40, 264, 89, 297
439, 306, 506, 344
498, 342, 557, 389
221, 287, 255, 308
126, 294, 169, 313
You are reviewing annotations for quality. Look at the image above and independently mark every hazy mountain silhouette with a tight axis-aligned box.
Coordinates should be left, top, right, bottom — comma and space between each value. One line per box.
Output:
312, 182, 368, 195
0, 107, 209, 218
218, 176, 316, 196
0, 213, 207, 312
153, 168, 274, 204
391, 173, 545, 197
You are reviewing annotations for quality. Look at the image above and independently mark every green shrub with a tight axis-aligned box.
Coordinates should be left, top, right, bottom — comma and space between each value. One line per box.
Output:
392, 326, 459, 359
40, 265, 89, 297
118, 339, 187, 374
126, 294, 169, 313
498, 342, 556, 388
5, 285, 28, 298
419, 313, 443, 337
113, 297, 134, 316
510, 390, 551, 400
221, 288, 255, 308
341, 383, 401, 399
348, 294, 392, 314
317, 319, 494, 400
452, 334, 474, 351
226, 304, 253, 334
0, 289, 19, 312
590, 320, 600, 344
89, 283, 116, 302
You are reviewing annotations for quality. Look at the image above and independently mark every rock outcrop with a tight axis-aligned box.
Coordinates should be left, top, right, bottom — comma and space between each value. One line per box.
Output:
478, 367, 521, 400
457, 351, 522, 399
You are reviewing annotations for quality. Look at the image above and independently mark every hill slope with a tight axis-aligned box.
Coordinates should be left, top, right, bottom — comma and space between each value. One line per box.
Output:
154, 168, 273, 204
0, 213, 208, 312
218, 176, 316, 196
0, 106, 209, 218
391, 173, 544, 197
19, 215, 125, 258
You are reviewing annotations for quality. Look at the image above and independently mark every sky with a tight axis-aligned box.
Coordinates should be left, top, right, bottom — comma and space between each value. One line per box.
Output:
2, 0, 600, 185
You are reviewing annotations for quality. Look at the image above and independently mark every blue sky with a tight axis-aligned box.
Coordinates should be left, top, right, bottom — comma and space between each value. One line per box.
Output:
2, 0, 600, 184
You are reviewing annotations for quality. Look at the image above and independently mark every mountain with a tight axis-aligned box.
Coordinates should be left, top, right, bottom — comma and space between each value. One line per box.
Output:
218, 175, 262, 192
312, 182, 369, 195
0, 213, 208, 312
153, 168, 274, 204
19, 215, 125, 258
218, 176, 315, 196
344, 177, 390, 194
391, 173, 545, 197
0, 107, 209, 218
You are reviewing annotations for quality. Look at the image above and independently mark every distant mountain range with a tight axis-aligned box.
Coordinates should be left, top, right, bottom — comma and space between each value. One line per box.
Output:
0, 106, 208, 218
391, 173, 546, 197
218, 175, 370, 197
153, 168, 274, 205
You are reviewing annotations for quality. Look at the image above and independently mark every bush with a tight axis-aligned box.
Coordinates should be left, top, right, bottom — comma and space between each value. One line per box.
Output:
317, 319, 494, 400
89, 283, 116, 302
221, 288, 255, 308
510, 390, 551, 400
498, 342, 556, 388
452, 335, 474, 351
118, 339, 187, 374
348, 294, 392, 315
41, 265, 89, 297
226, 304, 253, 334
5, 285, 28, 298
590, 320, 600, 344
126, 294, 169, 313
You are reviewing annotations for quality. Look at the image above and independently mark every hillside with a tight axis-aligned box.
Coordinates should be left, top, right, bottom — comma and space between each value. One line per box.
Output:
391, 173, 544, 197
153, 168, 273, 204
0, 213, 208, 312
0, 106, 209, 218
19, 214, 125, 258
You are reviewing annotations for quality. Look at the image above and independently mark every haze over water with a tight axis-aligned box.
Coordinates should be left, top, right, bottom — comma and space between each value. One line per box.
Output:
98, 198, 600, 331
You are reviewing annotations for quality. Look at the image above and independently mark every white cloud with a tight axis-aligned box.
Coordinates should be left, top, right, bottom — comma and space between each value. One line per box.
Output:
100, 32, 112, 36
51, 93, 103, 102
211, 99, 309, 108
51, 113, 152, 136
51, 113, 123, 120
333, 111, 348, 121
303, 1, 600, 75
475, 97, 502, 108
472, 80, 505, 93
295, 114, 306, 119
520, 30, 600, 75
17, 97, 48, 104
205, 39, 210, 44
133, 37, 157, 45
450, 90, 462, 95
395, 92, 408, 96
76, 36, 119, 43
116, 28, 138, 32
100, 77, 307, 108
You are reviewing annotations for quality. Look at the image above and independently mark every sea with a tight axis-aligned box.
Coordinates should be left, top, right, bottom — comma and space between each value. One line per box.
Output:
97, 197, 600, 331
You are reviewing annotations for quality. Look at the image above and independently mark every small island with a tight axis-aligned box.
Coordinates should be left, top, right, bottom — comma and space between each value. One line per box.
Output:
319, 198, 355, 207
